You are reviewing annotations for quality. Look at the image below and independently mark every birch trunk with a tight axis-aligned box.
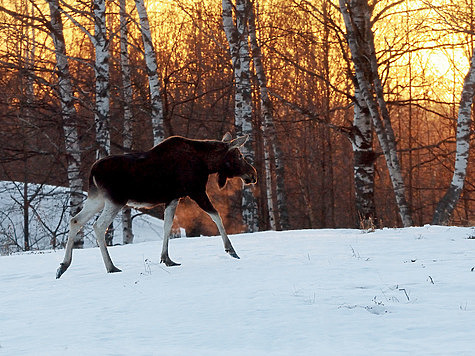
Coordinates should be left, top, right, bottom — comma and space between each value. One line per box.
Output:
94, 0, 110, 160
94, 0, 114, 244
47, 0, 84, 247
248, 1, 289, 230
134, 0, 165, 145
432, 51, 475, 225
339, 0, 413, 227
352, 86, 377, 228
364, 12, 412, 227
222, 0, 258, 232
119, 0, 134, 244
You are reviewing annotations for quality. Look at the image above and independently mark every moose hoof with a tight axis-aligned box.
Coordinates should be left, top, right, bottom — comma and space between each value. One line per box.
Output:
160, 256, 181, 267
226, 250, 240, 259
108, 266, 122, 273
56, 263, 69, 279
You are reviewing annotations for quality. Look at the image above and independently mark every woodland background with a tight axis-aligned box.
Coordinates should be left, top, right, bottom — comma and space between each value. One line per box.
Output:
0, 0, 474, 252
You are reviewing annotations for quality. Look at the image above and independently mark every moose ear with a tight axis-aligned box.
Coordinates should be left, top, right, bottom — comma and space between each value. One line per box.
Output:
222, 132, 233, 143
229, 135, 249, 149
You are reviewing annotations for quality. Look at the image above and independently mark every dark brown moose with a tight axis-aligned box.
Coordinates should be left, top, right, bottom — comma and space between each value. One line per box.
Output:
56, 133, 257, 278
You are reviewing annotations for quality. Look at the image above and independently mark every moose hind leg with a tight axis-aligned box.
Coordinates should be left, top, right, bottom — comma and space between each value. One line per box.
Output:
56, 194, 105, 279
93, 199, 123, 273
160, 199, 180, 266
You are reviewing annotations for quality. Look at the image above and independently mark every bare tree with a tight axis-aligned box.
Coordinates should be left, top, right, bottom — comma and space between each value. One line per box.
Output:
222, 0, 258, 232
429, 1, 475, 224
119, 0, 134, 243
248, 1, 289, 230
134, 0, 165, 145
61, 0, 113, 241
47, 0, 84, 247
351, 84, 376, 228
433, 52, 475, 224
93, 0, 111, 160
93, 0, 114, 245
339, 0, 413, 227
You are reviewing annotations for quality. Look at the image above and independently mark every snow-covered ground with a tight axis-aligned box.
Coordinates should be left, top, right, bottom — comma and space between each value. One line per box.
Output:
1, 225, 475, 355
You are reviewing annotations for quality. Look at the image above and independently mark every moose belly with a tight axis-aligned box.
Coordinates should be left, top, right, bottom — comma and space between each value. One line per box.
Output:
126, 200, 156, 209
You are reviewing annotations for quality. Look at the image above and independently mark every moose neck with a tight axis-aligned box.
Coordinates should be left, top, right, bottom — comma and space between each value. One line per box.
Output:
194, 140, 228, 174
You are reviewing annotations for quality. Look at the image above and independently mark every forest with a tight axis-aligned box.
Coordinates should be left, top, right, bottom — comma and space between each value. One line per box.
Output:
0, 0, 473, 252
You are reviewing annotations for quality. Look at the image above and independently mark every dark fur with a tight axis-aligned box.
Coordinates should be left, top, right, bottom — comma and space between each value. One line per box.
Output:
89, 136, 257, 212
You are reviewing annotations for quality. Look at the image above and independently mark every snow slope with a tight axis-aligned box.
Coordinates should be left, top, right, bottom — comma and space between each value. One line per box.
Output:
1, 226, 475, 355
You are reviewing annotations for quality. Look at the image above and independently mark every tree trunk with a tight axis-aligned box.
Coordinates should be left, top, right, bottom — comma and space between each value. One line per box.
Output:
352, 85, 377, 228
24, 29, 33, 252
248, 1, 289, 230
222, 0, 258, 232
47, 0, 84, 247
94, 0, 114, 245
119, 0, 134, 244
23, 180, 30, 251
432, 50, 475, 225
339, 0, 413, 227
134, 0, 165, 145
94, 0, 110, 160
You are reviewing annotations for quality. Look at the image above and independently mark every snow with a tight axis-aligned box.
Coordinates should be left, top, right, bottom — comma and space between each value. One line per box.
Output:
1, 225, 475, 355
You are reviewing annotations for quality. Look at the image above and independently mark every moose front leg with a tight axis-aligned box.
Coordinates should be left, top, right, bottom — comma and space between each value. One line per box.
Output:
160, 199, 180, 266
208, 211, 240, 259
192, 192, 240, 259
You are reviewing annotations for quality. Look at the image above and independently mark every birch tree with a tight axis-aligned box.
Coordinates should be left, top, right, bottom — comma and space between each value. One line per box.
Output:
53, 0, 114, 242
351, 85, 377, 228
93, 0, 114, 245
134, 0, 165, 145
432, 53, 474, 224
248, 1, 289, 230
428, 0, 475, 224
47, 0, 84, 247
93, 0, 110, 161
119, 0, 134, 243
222, 0, 258, 232
339, 0, 413, 227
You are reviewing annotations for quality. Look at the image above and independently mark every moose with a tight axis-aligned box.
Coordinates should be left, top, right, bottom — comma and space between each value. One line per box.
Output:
56, 133, 257, 278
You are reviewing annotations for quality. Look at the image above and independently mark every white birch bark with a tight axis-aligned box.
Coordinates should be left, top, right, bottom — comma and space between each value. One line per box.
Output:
339, 0, 413, 227
134, 0, 165, 145
93, 0, 114, 245
432, 50, 475, 224
364, 11, 412, 227
352, 86, 376, 227
248, 2, 289, 230
47, 0, 84, 247
262, 137, 276, 230
222, 0, 258, 232
94, 0, 110, 160
119, 0, 134, 244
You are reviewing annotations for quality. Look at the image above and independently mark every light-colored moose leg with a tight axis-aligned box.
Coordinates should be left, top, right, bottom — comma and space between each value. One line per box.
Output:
192, 192, 239, 259
208, 211, 239, 259
160, 199, 180, 266
56, 194, 105, 279
93, 199, 123, 273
